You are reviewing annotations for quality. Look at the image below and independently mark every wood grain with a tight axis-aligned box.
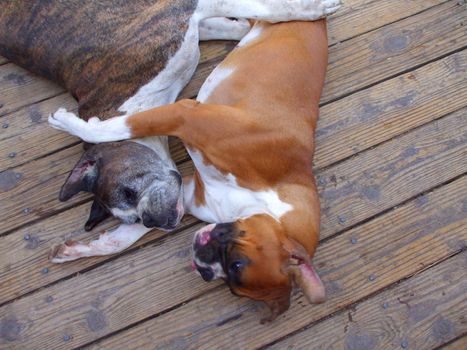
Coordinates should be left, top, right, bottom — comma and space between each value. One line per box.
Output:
0, 202, 199, 305
1, 105, 464, 304
2, 49, 464, 235
268, 253, 466, 350
0, 118, 464, 349
439, 336, 467, 350
316, 108, 466, 240
86, 176, 467, 350
0, 63, 63, 117
2, 45, 464, 174
315, 50, 466, 169
321, 0, 466, 104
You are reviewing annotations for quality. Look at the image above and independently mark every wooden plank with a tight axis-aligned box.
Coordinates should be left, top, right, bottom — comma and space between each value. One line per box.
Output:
0, 0, 450, 120
0, 115, 465, 349
268, 253, 466, 350
0, 201, 198, 305
0, 63, 63, 117
329, 0, 447, 44
315, 50, 466, 169
1, 49, 464, 234
321, 0, 466, 104
439, 336, 467, 350
0, 104, 464, 303
316, 108, 466, 240
4, 44, 464, 176
85, 176, 467, 350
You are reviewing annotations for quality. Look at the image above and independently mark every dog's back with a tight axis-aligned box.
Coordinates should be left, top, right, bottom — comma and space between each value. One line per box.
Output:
0, 0, 197, 119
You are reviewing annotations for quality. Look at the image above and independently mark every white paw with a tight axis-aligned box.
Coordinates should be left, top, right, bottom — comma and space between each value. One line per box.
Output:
88, 117, 102, 125
318, 0, 342, 16
48, 108, 88, 139
48, 240, 82, 263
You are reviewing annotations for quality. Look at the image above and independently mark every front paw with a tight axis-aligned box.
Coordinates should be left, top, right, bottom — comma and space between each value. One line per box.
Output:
48, 240, 81, 263
48, 108, 92, 140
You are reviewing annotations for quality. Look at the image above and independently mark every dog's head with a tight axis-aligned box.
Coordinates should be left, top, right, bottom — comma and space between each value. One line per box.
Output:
61, 141, 184, 231
192, 214, 325, 322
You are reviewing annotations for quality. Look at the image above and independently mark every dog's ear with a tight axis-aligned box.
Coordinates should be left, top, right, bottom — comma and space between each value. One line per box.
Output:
60, 155, 98, 201
283, 238, 326, 304
261, 292, 291, 324
84, 199, 110, 231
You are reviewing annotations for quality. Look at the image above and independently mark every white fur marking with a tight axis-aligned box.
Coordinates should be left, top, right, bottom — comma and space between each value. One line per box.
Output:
197, 67, 234, 103
237, 24, 263, 47
49, 224, 151, 263
48, 108, 131, 143
184, 150, 293, 223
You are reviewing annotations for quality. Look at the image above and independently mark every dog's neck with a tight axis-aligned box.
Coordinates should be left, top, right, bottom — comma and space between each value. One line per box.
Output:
184, 148, 319, 226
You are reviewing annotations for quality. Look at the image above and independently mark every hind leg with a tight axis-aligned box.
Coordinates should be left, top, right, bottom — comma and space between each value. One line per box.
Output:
196, 0, 341, 23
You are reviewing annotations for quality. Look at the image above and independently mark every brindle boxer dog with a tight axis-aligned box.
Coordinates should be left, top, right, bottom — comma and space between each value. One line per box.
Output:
49, 18, 334, 322
1, 0, 340, 262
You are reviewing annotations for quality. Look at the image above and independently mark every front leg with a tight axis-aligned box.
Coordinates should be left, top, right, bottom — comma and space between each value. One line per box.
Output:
197, 0, 341, 22
49, 223, 151, 263
49, 108, 131, 143
49, 99, 243, 146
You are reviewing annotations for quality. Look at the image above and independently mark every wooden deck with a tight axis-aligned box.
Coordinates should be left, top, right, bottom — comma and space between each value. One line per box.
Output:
1, 1, 466, 349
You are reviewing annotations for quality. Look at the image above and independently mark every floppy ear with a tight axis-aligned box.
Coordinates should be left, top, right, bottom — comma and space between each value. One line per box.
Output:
283, 238, 326, 304
60, 155, 98, 201
84, 199, 110, 231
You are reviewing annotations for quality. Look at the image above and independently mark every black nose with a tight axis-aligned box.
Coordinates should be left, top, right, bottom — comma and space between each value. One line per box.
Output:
142, 212, 165, 228
197, 266, 214, 282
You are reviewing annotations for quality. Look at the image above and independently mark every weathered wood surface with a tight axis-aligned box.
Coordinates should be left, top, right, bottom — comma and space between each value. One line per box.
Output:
87, 177, 467, 350
322, 0, 466, 104
2, 44, 465, 235
268, 253, 466, 350
439, 336, 467, 350
1, 103, 464, 304
0, 63, 63, 117
0, 0, 465, 348
0, 114, 465, 349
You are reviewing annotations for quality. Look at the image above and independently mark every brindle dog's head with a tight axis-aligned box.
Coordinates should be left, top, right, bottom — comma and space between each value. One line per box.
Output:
192, 215, 325, 323
62, 141, 184, 231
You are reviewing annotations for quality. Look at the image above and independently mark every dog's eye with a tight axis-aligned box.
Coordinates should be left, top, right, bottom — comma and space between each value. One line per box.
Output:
122, 187, 137, 201
229, 261, 243, 273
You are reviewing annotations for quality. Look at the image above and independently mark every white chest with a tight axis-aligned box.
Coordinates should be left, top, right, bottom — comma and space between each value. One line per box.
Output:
184, 150, 293, 223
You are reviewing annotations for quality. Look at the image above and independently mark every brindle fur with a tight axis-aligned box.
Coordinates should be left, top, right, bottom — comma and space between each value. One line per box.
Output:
0, 0, 197, 119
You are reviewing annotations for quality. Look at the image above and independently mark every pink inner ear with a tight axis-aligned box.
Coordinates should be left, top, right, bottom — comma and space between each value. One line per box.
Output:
69, 160, 94, 182
299, 262, 326, 303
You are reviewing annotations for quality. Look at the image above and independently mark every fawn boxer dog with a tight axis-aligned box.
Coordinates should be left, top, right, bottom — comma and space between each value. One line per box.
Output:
49, 18, 331, 321
1, 0, 339, 254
